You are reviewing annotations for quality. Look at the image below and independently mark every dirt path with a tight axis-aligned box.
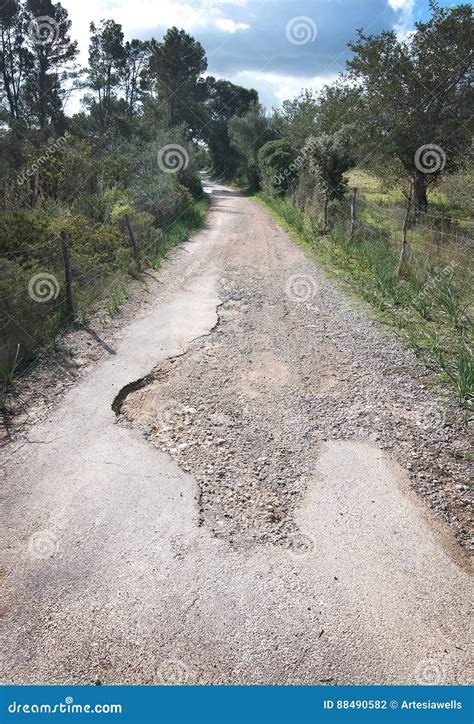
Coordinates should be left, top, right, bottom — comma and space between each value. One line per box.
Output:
0, 183, 471, 685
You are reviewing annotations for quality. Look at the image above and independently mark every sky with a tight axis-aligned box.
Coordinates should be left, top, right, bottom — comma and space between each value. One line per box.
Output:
61, 0, 459, 111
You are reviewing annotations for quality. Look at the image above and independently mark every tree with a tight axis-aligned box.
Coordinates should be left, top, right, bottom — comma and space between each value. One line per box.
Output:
203, 76, 258, 176
149, 27, 207, 133
0, 0, 31, 123
86, 19, 126, 137
347, 2, 473, 213
228, 105, 275, 190
313, 82, 364, 138
272, 90, 319, 153
24, 0, 78, 130
123, 39, 150, 120
258, 140, 296, 196
303, 129, 354, 233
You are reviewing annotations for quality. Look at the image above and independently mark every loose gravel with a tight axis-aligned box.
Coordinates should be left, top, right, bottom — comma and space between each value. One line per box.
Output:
118, 188, 472, 553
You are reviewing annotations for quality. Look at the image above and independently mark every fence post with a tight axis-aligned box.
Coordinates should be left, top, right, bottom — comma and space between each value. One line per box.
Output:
349, 187, 357, 242
124, 213, 139, 263
397, 183, 413, 279
60, 230, 74, 321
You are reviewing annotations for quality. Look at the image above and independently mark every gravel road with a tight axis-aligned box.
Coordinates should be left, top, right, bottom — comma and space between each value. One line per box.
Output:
1, 183, 471, 685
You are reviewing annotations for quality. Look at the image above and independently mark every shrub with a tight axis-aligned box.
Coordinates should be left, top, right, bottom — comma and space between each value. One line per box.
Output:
258, 140, 296, 196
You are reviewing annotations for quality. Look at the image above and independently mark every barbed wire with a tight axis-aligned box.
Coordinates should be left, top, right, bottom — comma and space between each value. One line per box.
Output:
0, 247, 65, 261
0, 208, 192, 328
358, 197, 474, 237
1, 187, 471, 381
415, 207, 474, 226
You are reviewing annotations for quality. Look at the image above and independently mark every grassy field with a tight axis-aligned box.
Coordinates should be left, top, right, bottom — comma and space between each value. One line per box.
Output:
255, 174, 473, 414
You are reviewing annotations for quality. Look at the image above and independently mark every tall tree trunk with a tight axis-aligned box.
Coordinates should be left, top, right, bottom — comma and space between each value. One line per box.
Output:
38, 50, 48, 129
413, 170, 428, 217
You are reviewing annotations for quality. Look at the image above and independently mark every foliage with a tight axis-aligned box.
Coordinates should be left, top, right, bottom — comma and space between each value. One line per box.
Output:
203, 76, 258, 177
148, 26, 207, 133
258, 140, 296, 196
228, 106, 276, 191
85, 19, 126, 137
347, 3, 473, 212
303, 129, 355, 231
0, 0, 472, 413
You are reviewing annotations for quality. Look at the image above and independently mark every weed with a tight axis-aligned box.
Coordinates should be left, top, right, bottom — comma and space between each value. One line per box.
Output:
46, 332, 61, 353
432, 274, 468, 328
443, 342, 473, 409
0, 343, 21, 386
106, 282, 129, 316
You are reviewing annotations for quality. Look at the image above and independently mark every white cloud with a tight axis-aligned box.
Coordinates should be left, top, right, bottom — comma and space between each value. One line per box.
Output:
388, 0, 415, 40
61, 0, 249, 61
230, 70, 339, 107
215, 18, 250, 33
388, 0, 411, 9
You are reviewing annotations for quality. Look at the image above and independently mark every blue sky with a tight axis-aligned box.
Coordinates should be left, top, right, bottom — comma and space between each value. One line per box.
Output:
62, 0, 460, 110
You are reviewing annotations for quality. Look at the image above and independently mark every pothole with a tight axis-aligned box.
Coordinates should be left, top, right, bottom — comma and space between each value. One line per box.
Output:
112, 298, 314, 547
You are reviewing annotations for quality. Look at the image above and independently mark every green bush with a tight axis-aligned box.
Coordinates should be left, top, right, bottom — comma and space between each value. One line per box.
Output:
258, 140, 295, 196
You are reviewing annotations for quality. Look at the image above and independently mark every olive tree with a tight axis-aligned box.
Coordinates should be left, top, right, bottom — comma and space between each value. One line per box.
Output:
347, 2, 473, 213
303, 129, 354, 233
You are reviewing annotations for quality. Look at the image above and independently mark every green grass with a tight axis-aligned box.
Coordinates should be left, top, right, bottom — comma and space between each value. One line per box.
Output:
254, 191, 473, 413
105, 280, 130, 316
0, 343, 21, 386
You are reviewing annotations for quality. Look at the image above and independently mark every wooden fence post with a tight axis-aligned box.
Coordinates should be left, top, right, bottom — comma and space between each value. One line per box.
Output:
322, 194, 329, 235
397, 183, 413, 279
60, 230, 74, 321
349, 187, 358, 242
124, 213, 139, 263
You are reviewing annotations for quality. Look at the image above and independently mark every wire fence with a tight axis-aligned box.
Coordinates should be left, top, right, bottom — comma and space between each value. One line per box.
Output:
274, 183, 473, 344
0, 196, 208, 381
330, 187, 474, 278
